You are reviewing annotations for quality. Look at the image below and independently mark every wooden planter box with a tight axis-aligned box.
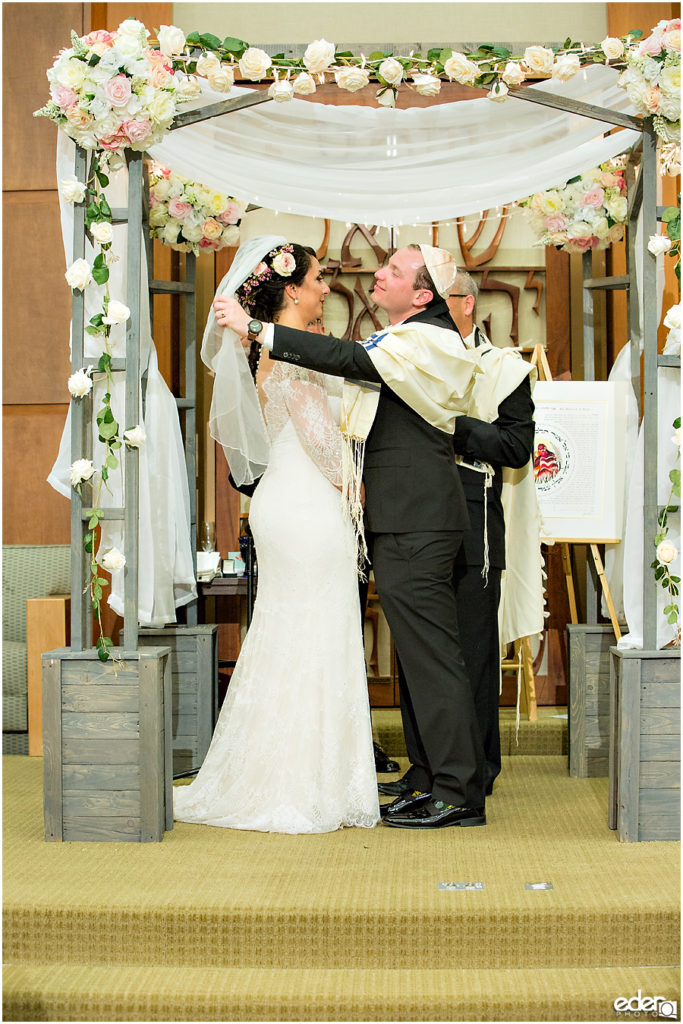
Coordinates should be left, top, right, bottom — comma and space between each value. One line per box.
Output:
568, 624, 616, 778
609, 648, 681, 842
42, 646, 173, 843
137, 625, 218, 776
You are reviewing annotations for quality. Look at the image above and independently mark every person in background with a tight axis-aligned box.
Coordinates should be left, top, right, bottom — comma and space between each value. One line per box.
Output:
447, 270, 536, 794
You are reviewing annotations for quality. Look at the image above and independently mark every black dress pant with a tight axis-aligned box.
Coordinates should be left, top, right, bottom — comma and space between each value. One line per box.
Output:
368, 530, 485, 808
452, 561, 502, 789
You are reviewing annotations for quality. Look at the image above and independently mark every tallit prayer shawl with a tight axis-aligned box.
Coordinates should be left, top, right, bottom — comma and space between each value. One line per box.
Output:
339, 322, 483, 564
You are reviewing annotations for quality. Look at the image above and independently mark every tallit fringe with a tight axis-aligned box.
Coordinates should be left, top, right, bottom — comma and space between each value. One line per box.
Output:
342, 434, 369, 579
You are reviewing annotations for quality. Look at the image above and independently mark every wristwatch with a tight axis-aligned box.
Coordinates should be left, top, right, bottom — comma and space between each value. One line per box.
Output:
247, 319, 263, 342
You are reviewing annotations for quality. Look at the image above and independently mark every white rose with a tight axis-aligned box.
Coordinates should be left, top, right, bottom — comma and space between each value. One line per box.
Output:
67, 368, 93, 398
656, 540, 678, 564
293, 72, 316, 95
523, 45, 554, 75
196, 52, 221, 77
593, 216, 610, 239
552, 54, 581, 81
660, 64, 681, 94
502, 61, 525, 86
220, 225, 240, 246
115, 18, 147, 39
60, 176, 87, 204
124, 424, 146, 447
103, 299, 131, 324
157, 25, 186, 57
147, 91, 176, 124
115, 33, 145, 60
152, 174, 172, 200
443, 52, 479, 85
567, 220, 594, 239
605, 195, 628, 221
663, 303, 681, 330
376, 88, 396, 107
238, 47, 272, 81
672, 427, 681, 448
601, 36, 625, 60
207, 65, 235, 93
70, 458, 95, 487
56, 58, 87, 90
65, 258, 92, 291
488, 80, 509, 102
272, 250, 296, 276
182, 221, 204, 243
174, 73, 202, 100
303, 38, 335, 74
379, 57, 403, 86
100, 547, 126, 572
268, 79, 294, 102
659, 93, 681, 121
162, 221, 181, 245
335, 66, 370, 92
91, 221, 113, 245
149, 206, 168, 228
411, 72, 441, 97
648, 234, 673, 255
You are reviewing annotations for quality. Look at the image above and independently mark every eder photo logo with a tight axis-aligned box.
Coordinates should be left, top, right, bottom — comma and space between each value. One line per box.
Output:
614, 990, 678, 1019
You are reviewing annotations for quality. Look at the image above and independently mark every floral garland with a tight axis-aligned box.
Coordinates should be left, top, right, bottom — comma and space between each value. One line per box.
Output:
36, 18, 680, 150
518, 158, 629, 255
34, 21, 197, 151
62, 151, 146, 661
148, 163, 244, 255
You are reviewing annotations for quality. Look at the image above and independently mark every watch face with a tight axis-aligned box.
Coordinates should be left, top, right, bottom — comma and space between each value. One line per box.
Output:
248, 319, 263, 334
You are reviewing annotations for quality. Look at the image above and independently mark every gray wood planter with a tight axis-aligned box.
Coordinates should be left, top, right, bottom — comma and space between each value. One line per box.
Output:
137, 625, 218, 776
42, 646, 172, 843
609, 648, 681, 842
568, 624, 616, 778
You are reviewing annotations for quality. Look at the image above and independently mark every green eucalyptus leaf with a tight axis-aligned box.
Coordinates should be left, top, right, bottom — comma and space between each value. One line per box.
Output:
106, 452, 119, 469
88, 514, 100, 529
84, 532, 92, 553
101, 465, 109, 482
85, 325, 103, 337
92, 265, 109, 285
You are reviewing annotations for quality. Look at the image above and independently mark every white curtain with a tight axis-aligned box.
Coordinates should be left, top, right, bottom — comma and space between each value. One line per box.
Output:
150, 66, 639, 225
49, 134, 196, 625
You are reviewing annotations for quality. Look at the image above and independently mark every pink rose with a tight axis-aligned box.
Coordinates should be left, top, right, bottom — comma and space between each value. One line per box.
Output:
638, 34, 664, 56
580, 186, 605, 209
122, 119, 152, 145
599, 172, 619, 187
82, 29, 114, 47
545, 215, 569, 232
199, 237, 220, 250
254, 262, 268, 275
567, 236, 594, 253
617, 174, 627, 193
51, 84, 78, 110
201, 218, 223, 240
168, 197, 193, 219
150, 63, 173, 88
103, 75, 132, 108
99, 127, 129, 151
148, 49, 172, 69
89, 42, 112, 57
643, 86, 662, 112
217, 203, 241, 225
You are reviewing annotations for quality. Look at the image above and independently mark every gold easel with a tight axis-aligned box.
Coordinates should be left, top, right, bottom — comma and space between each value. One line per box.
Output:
530, 344, 622, 641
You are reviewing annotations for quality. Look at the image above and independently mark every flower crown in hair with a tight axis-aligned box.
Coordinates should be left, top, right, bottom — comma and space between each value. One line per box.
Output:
239, 244, 296, 313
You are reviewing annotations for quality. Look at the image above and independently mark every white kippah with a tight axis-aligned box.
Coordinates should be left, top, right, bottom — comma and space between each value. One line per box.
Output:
418, 244, 457, 300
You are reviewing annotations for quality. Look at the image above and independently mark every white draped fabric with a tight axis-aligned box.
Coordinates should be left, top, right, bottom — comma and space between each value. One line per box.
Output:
150, 66, 639, 224
49, 134, 196, 625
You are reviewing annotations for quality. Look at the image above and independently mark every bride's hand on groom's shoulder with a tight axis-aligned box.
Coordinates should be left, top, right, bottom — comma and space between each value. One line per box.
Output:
214, 296, 250, 339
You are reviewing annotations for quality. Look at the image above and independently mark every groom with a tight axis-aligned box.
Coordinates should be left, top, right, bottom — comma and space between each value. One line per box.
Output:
215, 245, 487, 828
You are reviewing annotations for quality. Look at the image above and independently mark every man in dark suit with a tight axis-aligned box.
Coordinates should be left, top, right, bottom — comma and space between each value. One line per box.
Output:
215, 245, 487, 828
448, 271, 535, 794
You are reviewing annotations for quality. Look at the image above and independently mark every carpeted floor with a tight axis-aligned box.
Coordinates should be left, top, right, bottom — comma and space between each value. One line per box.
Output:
2, 713, 680, 1021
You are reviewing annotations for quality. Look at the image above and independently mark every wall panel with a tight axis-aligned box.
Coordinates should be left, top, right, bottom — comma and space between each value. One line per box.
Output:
3, 406, 71, 544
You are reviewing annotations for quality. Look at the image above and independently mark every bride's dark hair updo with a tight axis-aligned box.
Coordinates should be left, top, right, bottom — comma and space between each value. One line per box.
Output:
236, 242, 316, 322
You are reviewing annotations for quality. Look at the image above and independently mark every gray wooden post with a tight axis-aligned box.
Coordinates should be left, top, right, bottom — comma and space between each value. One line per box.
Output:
123, 152, 143, 651
640, 125, 659, 650
70, 146, 92, 651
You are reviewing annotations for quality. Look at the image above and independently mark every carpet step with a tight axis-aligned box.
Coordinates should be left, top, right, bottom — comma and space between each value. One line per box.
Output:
4, 963, 680, 1022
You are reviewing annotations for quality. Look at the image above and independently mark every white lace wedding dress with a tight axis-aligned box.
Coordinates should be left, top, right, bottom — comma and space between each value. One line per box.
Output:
174, 363, 380, 833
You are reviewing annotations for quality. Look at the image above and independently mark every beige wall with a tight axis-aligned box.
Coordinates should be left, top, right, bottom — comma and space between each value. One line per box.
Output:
173, 2, 608, 46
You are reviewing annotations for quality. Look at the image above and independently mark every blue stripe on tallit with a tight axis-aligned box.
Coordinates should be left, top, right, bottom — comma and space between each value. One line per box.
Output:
360, 330, 388, 351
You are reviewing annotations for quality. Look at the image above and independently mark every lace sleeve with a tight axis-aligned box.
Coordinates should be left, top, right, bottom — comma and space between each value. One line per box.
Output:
279, 368, 344, 487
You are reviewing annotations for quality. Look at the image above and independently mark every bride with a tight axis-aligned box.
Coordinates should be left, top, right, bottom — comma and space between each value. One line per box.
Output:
173, 236, 380, 834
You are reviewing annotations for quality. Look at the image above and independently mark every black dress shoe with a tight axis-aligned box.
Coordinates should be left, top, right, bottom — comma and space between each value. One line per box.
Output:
382, 799, 486, 829
379, 790, 431, 818
377, 777, 413, 797
374, 742, 400, 773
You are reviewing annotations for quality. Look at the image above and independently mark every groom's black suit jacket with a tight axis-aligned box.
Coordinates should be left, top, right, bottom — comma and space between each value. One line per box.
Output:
271, 300, 469, 535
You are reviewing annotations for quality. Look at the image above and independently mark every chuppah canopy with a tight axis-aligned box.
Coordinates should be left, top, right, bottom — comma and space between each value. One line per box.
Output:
149, 65, 640, 225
